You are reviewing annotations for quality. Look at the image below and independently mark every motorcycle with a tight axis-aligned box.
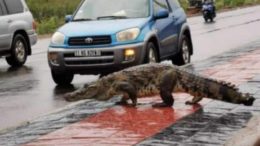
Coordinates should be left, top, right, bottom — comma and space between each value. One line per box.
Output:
202, 2, 216, 22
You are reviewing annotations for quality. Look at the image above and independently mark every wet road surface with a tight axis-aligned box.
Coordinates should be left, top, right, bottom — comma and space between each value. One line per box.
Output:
189, 5, 260, 62
1, 5, 260, 131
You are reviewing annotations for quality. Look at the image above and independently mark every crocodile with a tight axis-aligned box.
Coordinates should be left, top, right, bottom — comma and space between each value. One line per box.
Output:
64, 63, 255, 107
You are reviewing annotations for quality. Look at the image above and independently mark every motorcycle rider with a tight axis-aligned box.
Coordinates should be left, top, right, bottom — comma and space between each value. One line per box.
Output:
203, 0, 215, 4
203, 0, 216, 15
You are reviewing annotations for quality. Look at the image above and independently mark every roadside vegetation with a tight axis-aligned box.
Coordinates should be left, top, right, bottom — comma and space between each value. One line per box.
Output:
26, 0, 81, 34
181, 0, 260, 11
215, 0, 260, 10
26, 0, 260, 35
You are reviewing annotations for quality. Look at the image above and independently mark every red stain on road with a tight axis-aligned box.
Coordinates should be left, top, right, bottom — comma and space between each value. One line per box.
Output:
24, 95, 210, 146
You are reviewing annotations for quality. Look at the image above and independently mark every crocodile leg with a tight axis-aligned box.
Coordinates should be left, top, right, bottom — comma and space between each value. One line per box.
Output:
185, 96, 203, 105
152, 87, 174, 107
153, 70, 177, 107
114, 81, 137, 107
115, 93, 130, 105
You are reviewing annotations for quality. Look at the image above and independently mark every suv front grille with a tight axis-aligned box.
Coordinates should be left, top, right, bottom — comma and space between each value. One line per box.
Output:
68, 36, 112, 46
65, 60, 114, 65
64, 51, 114, 65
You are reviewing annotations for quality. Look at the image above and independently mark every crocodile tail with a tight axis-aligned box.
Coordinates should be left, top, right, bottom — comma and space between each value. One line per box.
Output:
175, 67, 255, 106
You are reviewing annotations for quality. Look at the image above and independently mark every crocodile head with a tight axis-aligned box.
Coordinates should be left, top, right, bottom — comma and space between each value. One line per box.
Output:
64, 83, 100, 102
82, 83, 113, 101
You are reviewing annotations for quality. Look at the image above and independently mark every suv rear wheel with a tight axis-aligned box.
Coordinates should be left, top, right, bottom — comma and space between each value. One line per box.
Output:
172, 35, 191, 66
144, 42, 159, 64
6, 34, 28, 67
51, 70, 74, 85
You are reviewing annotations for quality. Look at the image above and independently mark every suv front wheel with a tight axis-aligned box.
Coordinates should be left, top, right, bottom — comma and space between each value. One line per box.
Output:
144, 42, 159, 64
172, 35, 191, 66
6, 34, 28, 67
51, 70, 74, 85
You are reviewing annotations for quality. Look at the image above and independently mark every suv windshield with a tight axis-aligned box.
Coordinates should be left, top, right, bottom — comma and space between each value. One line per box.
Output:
73, 0, 150, 21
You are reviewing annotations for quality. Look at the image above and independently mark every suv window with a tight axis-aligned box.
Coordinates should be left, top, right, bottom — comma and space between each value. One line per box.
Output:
153, 0, 170, 14
4, 0, 24, 14
74, 0, 149, 20
168, 0, 181, 10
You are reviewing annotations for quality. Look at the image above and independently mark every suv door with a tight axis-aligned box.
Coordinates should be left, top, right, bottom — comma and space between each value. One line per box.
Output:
0, 0, 26, 52
168, 0, 184, 54
0, 0, 10, 51
153, 0, 177, 58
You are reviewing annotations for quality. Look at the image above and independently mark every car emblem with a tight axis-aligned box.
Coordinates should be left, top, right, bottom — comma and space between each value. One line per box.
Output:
85, 37, 93, 44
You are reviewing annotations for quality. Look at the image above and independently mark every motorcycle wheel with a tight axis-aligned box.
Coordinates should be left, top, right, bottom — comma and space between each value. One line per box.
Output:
204, 17, 208, 22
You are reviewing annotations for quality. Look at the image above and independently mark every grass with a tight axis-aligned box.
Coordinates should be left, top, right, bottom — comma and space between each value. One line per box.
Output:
26, 0, 260, 35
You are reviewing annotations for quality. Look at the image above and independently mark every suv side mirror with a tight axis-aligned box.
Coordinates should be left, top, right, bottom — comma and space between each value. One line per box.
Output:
65, 15, 72, 23
154, 9, 169, 19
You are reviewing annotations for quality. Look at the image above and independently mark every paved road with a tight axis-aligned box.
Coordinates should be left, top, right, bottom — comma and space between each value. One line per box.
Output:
0, 5, 260, 131
2, 39, 260, 146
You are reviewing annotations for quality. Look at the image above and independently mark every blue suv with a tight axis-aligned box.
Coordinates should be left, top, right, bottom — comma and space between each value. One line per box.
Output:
48, 0, 193, 85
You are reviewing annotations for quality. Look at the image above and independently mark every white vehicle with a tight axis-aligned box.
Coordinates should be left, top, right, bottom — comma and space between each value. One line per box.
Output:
0, 0, 37, 67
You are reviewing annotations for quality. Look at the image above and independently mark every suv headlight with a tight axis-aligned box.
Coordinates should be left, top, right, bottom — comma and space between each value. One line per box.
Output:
116, 28, 140, 42
51, 32, 65, 45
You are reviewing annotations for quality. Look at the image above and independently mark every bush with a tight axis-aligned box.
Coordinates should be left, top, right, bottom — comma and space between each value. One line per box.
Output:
215, 0, 260, 8
36, 17, 62, 34
179, 0, 189, 11
26, 0, 81, 34
231, 0, 245, 6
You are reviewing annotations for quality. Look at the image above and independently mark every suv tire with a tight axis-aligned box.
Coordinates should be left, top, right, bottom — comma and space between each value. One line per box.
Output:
51, 70, 74, 85
144, 42, 159, 64
172, 35, 191, 66
6, 34, 28, 67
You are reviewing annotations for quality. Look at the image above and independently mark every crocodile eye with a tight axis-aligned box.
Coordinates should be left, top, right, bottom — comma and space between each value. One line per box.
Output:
88, 85, 97, 90
84, 84, 89, 88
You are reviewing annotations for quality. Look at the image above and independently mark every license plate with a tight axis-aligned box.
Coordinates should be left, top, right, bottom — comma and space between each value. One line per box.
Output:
74, 50, 101, 57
